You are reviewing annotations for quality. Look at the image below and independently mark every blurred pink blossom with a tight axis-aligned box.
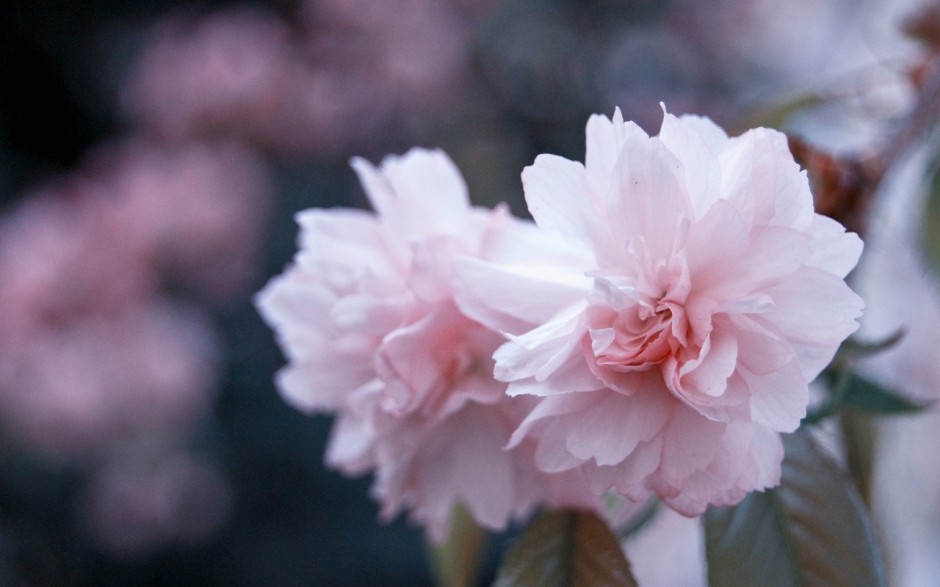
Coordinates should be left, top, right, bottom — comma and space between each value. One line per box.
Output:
256, 148, 597, 541
122, 2, 473, 157
0, 303, 217, 459
0, 138, 269, 459
79, 452, 232, 556
0, 183, 162, 343
121, 9, 304, 152
93, 140, 272, 302
458, 108, 864, 515
294, 0, 473, 153
301, 0, 468, 106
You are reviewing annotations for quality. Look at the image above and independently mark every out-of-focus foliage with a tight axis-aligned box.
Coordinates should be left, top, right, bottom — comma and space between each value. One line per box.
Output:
428, 506, 488, 587
492, 510, 638, 587
923, 154, 940, 274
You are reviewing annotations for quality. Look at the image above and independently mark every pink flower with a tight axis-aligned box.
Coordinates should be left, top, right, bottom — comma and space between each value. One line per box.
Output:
98, 140, 272, 303
0, 139, 267, 459
457, 108, 864, 515
122, 9, 302, 151
0, 299, 218, 459
256, 148, 596, 541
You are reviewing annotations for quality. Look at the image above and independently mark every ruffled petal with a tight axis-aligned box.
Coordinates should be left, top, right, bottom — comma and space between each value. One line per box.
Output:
351, 148, 470, 240
761, 267, 864, 379
452, 256, 590, 331
658, 109, 723, 218
718, 127, 815, 230
805, 214, 864, 277
739, 358, 808, 432
606, 129, 693, 261
521, 154, 607, 253
585, 108, 648, 193
493, 306, 585, 385
563, 387, 672, 466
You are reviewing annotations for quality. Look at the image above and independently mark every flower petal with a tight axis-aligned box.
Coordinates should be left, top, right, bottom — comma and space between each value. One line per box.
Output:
563, 386, 672, 466
659, 109, 723, 218
805, 214, 864, 277
761, 267, 864, 379
521, 154, 607, 253
606, 130, 693, 261
718, 128, 814, 230
351, 148, 470, 239
452, 256, 590, 331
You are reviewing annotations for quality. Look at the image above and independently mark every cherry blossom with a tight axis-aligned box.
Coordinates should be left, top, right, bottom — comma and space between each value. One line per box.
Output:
256, 148, 597, 540
457, 107, 865, 514
0, 139, 269, 459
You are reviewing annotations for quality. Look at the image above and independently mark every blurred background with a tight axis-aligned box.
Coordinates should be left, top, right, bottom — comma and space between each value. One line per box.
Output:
1, 0, 938, 585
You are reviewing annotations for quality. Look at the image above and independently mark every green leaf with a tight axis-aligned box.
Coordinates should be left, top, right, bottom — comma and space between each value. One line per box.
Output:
834, 330, 905, 362
840, 409, 877, 507
492, 509, 638, 587
804, 369, 930, 425
428, 504, 488, 587
704, 429, 887, 587
924, 153, 940, 274
841, 372, 932, 414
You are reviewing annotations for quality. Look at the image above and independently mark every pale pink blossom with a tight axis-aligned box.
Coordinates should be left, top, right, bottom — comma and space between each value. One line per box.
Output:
457, 108, 864, 515
0, 138, 268, 458
0, 300, 218, 459
299, 0, 469, 115
122, 2, 473, 157
0, 188, 154, 344
256, 148, 596, 541
121, 9, 304, 151
288, 0, 473, 155
96, 140, 272, 302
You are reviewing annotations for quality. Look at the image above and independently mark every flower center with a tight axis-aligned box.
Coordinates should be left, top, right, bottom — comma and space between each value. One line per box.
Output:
586, 293, 680, 372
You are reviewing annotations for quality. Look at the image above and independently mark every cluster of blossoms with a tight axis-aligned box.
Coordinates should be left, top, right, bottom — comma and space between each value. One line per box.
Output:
0, 140, 268, 554
122, 0, 478, 158
0, 141, 269, 458
257, 107, 864, 538
256, 149, 598, 540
